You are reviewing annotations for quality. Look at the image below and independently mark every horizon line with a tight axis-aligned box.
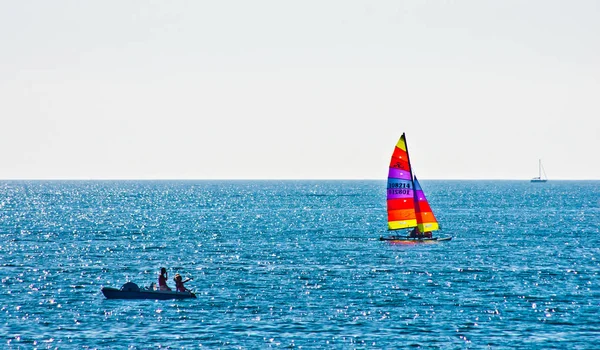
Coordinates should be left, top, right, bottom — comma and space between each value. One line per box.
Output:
0, 178, 598, 181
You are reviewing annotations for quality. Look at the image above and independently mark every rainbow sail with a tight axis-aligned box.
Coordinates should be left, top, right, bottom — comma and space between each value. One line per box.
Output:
387, 133, 417, 230
383, 133, 449, 242
413, 176, 439, 233
387, 133, 439, 233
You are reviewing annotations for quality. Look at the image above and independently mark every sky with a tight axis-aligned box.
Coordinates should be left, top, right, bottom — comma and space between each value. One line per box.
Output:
1, 0, 598, 180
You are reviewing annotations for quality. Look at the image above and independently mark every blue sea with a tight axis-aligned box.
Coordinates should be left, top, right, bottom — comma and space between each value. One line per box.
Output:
1, 180, 598, 349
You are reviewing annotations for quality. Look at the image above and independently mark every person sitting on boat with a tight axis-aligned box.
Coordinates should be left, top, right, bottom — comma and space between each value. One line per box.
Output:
409, 227, 420, 239
174, 273, 193, 293
158, 267, 172, 291
410, 227, 430, 239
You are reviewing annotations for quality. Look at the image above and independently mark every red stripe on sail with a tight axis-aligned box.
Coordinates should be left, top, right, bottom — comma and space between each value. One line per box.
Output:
388, 209, 416, 222
387, 198, 415, 210
416, 201, 432, 213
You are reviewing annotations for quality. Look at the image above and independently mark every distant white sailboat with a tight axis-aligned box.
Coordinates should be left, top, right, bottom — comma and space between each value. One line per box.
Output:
531, 159, 548, 183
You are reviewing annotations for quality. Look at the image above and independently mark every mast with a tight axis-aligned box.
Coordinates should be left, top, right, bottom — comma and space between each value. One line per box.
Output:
402, 132, 416, 186
539, 159, 542, 178
541, 160, 547, 180
403, 133, 421, 222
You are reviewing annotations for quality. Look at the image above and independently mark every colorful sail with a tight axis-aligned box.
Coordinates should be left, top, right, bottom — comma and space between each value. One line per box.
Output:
413, 176, 439, 233
387, 133, 417, 230
382, 132, 450, 242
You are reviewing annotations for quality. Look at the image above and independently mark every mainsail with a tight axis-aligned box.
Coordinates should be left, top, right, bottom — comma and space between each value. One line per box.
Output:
387, 133, 417, 230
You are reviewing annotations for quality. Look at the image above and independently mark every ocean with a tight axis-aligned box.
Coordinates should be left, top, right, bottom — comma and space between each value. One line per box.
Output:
0, 180, 598, 349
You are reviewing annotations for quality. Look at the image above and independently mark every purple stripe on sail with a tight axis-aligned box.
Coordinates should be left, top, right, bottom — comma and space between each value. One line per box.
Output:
388, 167, 411, 180
413, 177, 426, 203
414, 189, 425, 202
413, 189, 425, 212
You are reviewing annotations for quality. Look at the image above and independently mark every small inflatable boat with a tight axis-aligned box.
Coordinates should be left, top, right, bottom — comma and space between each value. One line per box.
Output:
101, 282, 196, 300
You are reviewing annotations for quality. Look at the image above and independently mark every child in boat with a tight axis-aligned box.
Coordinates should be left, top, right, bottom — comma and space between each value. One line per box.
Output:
158, 267, 172, 291
174, 273, 193, 292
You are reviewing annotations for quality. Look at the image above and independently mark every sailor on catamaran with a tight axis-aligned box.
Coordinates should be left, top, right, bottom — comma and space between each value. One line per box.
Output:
409, 227, 432, 239
409, 227, 419, 238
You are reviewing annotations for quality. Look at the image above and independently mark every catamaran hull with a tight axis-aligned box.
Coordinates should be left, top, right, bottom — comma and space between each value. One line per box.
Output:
101, 287, 196, 300
379, 236, 452, 244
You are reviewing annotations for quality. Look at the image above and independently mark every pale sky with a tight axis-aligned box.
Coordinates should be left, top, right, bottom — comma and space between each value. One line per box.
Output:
1, 0, 598, 180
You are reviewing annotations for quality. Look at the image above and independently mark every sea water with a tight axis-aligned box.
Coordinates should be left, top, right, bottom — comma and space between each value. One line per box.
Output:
0, 180, 598, 349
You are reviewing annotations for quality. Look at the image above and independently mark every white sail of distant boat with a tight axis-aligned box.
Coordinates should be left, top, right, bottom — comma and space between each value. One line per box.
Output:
531, 159, 548, 183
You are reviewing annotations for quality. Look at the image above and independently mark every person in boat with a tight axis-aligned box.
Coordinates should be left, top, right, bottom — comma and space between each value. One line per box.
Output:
410, 227, 433, 239
174, 273, 193, 293
158, 267, 172, 291
409, 227, 420, 239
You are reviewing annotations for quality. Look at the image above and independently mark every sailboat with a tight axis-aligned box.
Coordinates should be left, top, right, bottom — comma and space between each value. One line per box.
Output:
379, 133, 452, 243
530, 159, 548, 183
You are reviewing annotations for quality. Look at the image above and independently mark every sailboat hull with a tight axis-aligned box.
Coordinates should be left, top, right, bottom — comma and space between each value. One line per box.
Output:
379, 236, 452, 244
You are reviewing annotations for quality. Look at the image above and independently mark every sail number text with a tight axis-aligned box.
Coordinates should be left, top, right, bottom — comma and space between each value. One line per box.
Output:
388, 182, 411, 189
388, 189, 411, 195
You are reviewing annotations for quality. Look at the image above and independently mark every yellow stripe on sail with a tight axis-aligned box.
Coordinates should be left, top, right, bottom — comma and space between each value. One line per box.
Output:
388, 219, 417, 230
395, 135, 407, 152
417, 222, 439, 232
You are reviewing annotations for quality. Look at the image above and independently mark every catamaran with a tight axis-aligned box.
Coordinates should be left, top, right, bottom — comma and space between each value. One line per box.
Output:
379, 133, 452, 243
